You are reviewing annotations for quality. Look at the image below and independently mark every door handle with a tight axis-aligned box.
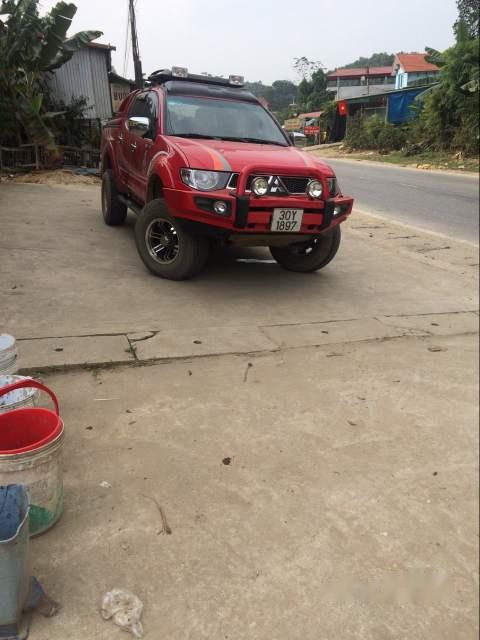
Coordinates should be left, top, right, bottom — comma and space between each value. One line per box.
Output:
118, 135, 124, 143
130, 142, 137, 151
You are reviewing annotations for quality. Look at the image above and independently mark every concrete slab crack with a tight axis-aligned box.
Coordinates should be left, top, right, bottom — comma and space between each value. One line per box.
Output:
128, 331, 158, 343
126, 336, 139, 361
417, 245, 452, 253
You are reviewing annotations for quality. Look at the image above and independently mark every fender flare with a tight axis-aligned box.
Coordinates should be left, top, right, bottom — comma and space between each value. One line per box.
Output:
101, 141, 118, 176
146, 153, 175, 201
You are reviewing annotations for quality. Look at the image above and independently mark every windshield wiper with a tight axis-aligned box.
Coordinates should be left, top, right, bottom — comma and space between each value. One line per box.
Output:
219, 136, 287, 147
170, 133, 287, 146
171, 133, 222, 140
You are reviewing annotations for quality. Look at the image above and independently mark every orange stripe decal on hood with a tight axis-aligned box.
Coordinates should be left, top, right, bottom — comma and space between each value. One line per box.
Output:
183, 139, 232, 171
202, 145, 233, 171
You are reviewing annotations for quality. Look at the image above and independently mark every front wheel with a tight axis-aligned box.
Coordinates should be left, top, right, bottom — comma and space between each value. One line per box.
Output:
134, 199, 209, 280
270, 226, 341, 273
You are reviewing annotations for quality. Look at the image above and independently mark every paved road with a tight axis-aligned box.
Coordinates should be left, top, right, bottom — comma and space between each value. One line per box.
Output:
324, 158, 479, 242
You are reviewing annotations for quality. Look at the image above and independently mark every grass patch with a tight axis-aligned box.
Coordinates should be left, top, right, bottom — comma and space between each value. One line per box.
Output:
310, 147, 479, 173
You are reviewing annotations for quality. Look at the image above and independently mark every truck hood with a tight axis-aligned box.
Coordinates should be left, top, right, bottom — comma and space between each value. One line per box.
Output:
168, 136, 335, 177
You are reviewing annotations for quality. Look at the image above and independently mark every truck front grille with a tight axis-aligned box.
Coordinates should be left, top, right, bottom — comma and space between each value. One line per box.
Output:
227, 174, 311, 195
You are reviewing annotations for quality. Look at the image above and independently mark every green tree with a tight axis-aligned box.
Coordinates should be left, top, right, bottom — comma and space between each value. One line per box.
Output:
0, 0, 102, 147
270, 80, 297, 111
293, 56, 323, 80
419, 23, 479, 154
297, 78, 312, 110
455, 0, 480, 38
296, 67, 333, 113
244, 79, 297, 112
319, 100, 337, 142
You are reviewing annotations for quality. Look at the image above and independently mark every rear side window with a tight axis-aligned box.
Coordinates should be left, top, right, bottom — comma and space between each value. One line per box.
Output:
128, 92, 159, 138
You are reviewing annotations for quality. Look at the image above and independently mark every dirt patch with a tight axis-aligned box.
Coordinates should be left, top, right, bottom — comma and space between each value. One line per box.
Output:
6, 169, 100, 186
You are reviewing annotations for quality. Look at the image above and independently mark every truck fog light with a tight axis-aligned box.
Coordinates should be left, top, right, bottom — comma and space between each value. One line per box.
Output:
213, 200, 228, 215
334, 205, 343, 216
251, 176, 268, 196
307, 180, 323, 199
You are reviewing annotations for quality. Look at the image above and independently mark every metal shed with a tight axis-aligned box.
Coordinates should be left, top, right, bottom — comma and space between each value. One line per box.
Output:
48, 43, 115, 121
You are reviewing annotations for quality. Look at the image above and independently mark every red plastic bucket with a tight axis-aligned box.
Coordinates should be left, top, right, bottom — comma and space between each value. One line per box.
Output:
0, 380, 64, 535
0, 380, 61, 455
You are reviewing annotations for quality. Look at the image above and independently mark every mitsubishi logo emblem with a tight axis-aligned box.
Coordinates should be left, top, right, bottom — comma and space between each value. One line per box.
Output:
267, 175, 288, 194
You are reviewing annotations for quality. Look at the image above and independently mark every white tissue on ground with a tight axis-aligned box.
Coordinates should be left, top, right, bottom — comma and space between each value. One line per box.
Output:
101, 588, 144, 638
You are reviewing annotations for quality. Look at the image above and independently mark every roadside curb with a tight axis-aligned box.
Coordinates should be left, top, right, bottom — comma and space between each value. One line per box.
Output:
352, 207, 480, 248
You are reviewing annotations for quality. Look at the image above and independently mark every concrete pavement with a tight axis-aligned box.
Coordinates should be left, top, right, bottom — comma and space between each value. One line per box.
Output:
31, 335, 478, 640
0, 182, 478, 639
1, 183, 477, 350
310, 155, 479, 242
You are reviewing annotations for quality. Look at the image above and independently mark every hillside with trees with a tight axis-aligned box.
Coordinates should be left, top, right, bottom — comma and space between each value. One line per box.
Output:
245, 52, 398, 123
342, 52, 395, 69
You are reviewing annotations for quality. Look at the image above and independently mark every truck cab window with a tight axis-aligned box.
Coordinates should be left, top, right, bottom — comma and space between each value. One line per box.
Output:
128, 92, 158, 139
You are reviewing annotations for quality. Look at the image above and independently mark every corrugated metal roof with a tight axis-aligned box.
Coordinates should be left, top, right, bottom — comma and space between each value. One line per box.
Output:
48, 47, 112, 120
87, 42, 116, 51
327, 66, 393, 79
338, 82, 440, 104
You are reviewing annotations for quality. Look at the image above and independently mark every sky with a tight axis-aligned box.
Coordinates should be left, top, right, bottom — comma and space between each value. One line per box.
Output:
39, 0, 459, 84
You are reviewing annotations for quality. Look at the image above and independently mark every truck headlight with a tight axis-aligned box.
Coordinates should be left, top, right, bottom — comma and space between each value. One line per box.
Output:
307, 179, 323, 199
181, 168, 230, 191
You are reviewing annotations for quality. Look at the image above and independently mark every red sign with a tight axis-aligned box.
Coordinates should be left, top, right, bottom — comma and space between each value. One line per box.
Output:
338, 100, 349, 116
304, 126, 320, 135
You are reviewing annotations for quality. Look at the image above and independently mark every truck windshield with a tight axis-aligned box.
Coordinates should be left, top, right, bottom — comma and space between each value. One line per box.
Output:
166, 95, 288, 146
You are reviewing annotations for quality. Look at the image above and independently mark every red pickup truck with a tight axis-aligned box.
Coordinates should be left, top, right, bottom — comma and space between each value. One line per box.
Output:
101, 68, 354, 280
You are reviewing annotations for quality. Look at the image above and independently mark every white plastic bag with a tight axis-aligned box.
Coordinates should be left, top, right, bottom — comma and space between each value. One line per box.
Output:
101, 588, 144, 638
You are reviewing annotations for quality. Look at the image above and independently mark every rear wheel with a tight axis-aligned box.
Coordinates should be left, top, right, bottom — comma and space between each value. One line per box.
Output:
101, 170, 127, 226
135, 199, 209, 280
270, 226, 341, 273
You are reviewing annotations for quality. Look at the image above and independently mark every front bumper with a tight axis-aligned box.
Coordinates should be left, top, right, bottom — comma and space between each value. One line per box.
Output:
164, 164, 354, 236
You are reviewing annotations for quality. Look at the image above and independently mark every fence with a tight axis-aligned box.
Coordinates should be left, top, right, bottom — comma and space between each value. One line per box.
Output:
0, 144, 100, 172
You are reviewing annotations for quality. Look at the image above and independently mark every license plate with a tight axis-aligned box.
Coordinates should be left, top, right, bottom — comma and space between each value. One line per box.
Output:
271, 208, 303, 232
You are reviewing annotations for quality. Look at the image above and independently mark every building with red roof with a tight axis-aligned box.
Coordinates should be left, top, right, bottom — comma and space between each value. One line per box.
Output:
326, 66, 395, 100
326, 53, 440, 100
393, 53, 440, 89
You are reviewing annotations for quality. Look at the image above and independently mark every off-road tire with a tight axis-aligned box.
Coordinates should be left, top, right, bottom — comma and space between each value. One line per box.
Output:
135, 199, 209, 280
270, 225, 341, 273
101, 170, 127, 226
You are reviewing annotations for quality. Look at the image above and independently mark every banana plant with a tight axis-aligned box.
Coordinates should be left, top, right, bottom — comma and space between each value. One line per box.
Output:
0, 0, 102, 148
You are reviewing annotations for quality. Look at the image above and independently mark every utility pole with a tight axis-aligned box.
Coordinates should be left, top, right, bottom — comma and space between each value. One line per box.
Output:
129, 0, 144, 89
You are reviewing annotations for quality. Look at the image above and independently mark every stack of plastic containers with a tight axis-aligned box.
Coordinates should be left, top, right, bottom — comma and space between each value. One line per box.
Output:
0, 335, 18, 376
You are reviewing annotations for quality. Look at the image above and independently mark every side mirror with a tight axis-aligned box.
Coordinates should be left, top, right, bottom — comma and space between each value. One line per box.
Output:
128, 116, 150, 137
288, 132, 296, 145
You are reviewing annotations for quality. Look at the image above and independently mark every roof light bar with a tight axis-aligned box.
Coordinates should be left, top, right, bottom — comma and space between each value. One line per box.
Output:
229, 75, 244, 86
172, 66, 189, 78
147, 68, 245, 88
